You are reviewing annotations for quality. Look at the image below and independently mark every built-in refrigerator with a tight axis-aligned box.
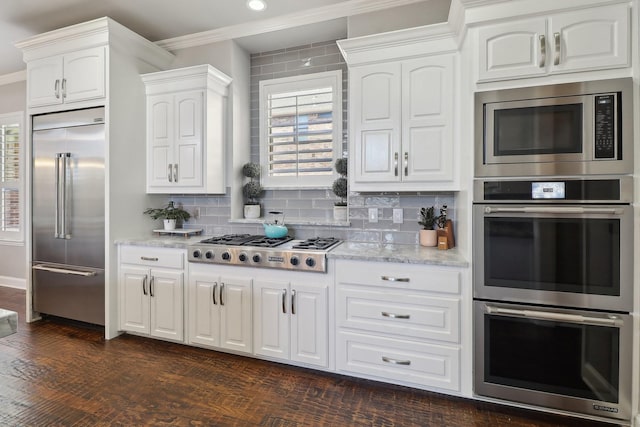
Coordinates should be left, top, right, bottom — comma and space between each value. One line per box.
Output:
32, 107, 105, 325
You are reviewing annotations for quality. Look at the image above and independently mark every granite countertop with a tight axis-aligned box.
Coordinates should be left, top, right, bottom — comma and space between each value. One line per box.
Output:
115, 236, 468, 268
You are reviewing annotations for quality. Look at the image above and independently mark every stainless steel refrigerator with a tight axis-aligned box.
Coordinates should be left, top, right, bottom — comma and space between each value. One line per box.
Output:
32, 107, 105, 325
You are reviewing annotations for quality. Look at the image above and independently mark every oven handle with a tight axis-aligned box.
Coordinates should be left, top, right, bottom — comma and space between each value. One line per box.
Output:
485, 305, 623, 327
483, 206, 624, 215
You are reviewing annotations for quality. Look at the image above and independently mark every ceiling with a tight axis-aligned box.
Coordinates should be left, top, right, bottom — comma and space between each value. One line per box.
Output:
0, 0, 431, 77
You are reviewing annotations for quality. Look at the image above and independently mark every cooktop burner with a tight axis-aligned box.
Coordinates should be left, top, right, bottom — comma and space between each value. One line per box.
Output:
200, 234, 256, 245
292, 237, 341, 250
247, 236, 294, 247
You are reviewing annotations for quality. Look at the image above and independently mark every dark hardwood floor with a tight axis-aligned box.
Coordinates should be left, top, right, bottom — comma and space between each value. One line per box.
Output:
0, 286, 615, 426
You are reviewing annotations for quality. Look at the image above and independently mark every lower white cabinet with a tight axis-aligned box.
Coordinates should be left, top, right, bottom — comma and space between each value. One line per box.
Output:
188, 268, 253, 354
335, 259, 462, 392
118, 246, 184, 342
253, 279, 329, 368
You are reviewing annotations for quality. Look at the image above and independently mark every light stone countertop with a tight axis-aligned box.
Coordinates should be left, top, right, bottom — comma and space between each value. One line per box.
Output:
115, 236, 468, 268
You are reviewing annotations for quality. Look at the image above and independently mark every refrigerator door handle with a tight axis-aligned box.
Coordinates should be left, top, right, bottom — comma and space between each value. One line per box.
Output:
55, 153, 72, 239
33, 264, 98, 277
54, 154, 61, 238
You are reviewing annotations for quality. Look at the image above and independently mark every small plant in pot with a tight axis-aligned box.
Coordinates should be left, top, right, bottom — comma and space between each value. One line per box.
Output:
418, 206, 437, 247
144, 201, 191, 231
242, 162, 264, 219
332, 158, 348, 221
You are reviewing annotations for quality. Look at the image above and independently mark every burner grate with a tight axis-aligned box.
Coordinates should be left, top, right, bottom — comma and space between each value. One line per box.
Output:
246, 236, 293, 247
200, 234, 257, 245
292, 237, 340, 250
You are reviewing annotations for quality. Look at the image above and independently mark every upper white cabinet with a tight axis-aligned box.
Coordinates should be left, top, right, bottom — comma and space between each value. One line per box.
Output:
142, 65, 232, 194
477, 3, 630, 82
338, 25, 459, 192
27, 46, 106, 108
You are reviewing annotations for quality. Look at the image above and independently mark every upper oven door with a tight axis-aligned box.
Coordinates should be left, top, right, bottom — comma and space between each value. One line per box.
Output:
473, 204, 633, 312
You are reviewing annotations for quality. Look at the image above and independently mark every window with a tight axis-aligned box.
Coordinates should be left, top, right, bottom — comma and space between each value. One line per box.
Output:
0, 112, 23, 242
259, 70, 342, 188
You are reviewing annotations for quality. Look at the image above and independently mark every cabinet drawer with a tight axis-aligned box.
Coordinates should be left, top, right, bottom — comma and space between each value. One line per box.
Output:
336, 260, 460, 294
337, 285, 460, 343
120, 246, 184, 269
337, 331, 460, 392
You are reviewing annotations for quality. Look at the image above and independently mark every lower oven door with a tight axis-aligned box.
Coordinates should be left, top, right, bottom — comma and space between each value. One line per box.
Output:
473, 301, 631, 421
472, 204, 633, 312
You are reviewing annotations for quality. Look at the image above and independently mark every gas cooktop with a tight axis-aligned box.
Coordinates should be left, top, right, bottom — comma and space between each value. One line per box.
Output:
188, 235, 342, 273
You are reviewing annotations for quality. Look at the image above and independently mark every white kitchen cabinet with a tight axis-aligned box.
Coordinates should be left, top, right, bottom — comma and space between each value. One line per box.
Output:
26, 46, 106, 108
118, 246, 184, 342
188, 269, 253, 354
253, 279, 328, 368
335, 259, 462, 392
477, 3, 629, 82
142, 65, 232, 194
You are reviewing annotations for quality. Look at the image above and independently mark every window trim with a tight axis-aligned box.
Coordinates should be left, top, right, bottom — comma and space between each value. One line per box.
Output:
0, 111, 24, 243
259, 70, 342, 189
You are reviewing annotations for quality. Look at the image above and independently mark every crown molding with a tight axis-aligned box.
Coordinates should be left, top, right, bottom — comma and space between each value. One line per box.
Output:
0, 70, 26, 86
156, 0, 427, 51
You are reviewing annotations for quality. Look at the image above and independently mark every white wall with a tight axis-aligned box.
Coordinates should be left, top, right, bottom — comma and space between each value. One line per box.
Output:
0, 80, 27, 288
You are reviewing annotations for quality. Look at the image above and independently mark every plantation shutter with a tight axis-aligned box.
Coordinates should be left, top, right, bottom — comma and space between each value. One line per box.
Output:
0, 115, 22, 239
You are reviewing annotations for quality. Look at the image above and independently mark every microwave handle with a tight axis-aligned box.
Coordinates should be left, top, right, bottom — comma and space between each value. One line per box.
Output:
485, 305, 623, 327
483, 206, 623, 215
539, 34, 546, 67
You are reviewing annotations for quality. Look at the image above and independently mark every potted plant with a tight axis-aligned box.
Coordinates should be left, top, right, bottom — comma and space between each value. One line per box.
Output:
144, 201, 191, 231
418, 206, 437, 247
242, 162, 264, 219
332, 158, 348, 221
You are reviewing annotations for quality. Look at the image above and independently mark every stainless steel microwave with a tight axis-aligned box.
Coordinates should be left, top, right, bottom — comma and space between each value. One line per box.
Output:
475, 78, 633, 177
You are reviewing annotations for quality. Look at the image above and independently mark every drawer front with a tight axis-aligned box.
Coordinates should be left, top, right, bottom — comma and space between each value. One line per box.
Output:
337, 285, 460, 343
336, 260, 460, 294
120, 246, 184, 269
336, 331, 460, 392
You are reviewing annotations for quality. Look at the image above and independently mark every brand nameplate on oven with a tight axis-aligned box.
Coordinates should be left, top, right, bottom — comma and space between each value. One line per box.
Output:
268, 256, 284, 263
532, 182, 565, 199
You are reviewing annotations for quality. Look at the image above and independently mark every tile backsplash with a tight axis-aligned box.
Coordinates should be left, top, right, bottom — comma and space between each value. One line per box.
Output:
165, 40, 456, 245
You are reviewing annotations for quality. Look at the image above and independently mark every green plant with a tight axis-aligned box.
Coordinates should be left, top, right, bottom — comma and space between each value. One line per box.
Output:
418, 206, 436, 230
332, 158, 348, 206
242, 162, 264, 205
144, 201, 191, 221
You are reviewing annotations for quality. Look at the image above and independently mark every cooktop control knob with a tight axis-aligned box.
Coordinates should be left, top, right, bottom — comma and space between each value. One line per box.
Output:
192, 249, 202, 259
238, 253, 248, 262
290, 256, 300, 266
305, 257, 316, 268
221, 252, 231, 261
205, 251, 214, 260
252, 254, 261, 263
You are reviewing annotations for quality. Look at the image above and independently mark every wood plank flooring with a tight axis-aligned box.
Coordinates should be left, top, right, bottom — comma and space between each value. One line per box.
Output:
0, 286, 615, 426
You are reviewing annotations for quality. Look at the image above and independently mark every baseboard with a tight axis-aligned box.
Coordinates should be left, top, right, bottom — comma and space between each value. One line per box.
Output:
0, 276, 26, 290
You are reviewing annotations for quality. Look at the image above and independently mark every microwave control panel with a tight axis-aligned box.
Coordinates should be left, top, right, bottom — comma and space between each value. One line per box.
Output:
594, 94, 615, 159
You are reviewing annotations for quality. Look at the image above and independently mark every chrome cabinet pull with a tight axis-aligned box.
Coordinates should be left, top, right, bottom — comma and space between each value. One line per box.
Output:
394, 152, 399, 176
381, 275, 410, 283
282, 289, 287, 314
485, 305, 623, 327
61, 78, 67, 99
291, 289, 296, 315
220, 283, 225, 306
382, 356, 411, 366
404, 152, 408, 176
140, 256, 159, 262
553, 32, 560, 65
54, 79, 60, 99
168, 164, 173, 182
149, 276, 155, 297
539, 34, 546, 67
382, 311, 410, 319
212, 282, 218, 305
142, 275, 148, 296
173, 164, 178, 183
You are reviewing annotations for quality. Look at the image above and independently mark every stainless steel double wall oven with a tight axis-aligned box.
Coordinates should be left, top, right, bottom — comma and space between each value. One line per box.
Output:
473, 79, 634, 423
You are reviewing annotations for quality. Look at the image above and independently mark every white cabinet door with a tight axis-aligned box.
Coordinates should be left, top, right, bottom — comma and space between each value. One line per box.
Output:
63, 47, 106, 104
351, 63, 401, 184
119, 265, 150, 335
549, 4, 629, 74
188, 272, 221, 348
149, 269, 184, 341
477, 18, 547, 82
27, 56, 64, 108
253, 280, 290, 360
174, 91, 204, 188
402, 55, 454, 183
290, 282, 328, 368
147, 94, 174, 188
220, 275, 253, 354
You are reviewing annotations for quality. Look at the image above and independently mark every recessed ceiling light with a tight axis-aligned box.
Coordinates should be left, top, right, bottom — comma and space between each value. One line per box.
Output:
247, 0, 267, 11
